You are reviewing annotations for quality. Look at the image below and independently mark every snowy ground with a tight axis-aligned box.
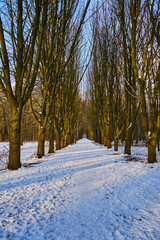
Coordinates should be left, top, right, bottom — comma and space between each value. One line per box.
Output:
0, 138, 160, 240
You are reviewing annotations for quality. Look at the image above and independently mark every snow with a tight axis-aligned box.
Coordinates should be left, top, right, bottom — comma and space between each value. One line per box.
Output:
0, 138, 160, 240
0, 141, 49, 166
127, 122, 132, 129
148, 131, 154, 139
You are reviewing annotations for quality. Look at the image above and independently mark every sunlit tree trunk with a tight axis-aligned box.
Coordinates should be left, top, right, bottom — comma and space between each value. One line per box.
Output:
48, 119, 54, 153
37, 126, 45, 158
148, 138, 157, 163
8, 108, 22, 170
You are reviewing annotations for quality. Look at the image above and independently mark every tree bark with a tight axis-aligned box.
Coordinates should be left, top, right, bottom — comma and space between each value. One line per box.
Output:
114, 138, 118, 151
8, 114, 21, 170
62, 136, 65, 148
158, 137, 160, 151
74, 133, 77, 143
56, 131, 61, 150
97, 128, 102, 144
0, 131, 2, 142
124, 129, 132, 155
37, 126, 45, 158
148, 138, 157, 163
105, 125, 111, 148
70, 133, 74, 144
64, 134, 69, 147
48, 121, 54, 153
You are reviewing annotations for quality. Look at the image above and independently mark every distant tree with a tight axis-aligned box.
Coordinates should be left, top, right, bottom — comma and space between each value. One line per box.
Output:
115, 0, 140, 155
54, 45, 87, 149
86, 3, 125, 150
29, 0, 91, 157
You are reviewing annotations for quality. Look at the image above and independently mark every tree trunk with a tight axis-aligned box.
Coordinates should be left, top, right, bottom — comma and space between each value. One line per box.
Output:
106, 125, 111, 148
94, 130, 97, 142
20, 137, 23, 146
74, 130, 78, 143
70, 134, 74, 144
8, 115, 21, 170
56, 131, 61, 150
37, 126, 45, 158
48, 121, 54, 154
98, 128, 102, 144
64, 134, 69, 147
124, 139, 131, 155
65, 136, 68, 146
148, 139, 157, 163
62, 136, 65, 148
0, 131, 2, 142
114, 138, 118, 151
124, 129, 132, 155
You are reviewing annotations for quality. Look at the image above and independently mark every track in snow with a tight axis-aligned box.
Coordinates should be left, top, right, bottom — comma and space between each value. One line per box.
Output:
0, 138, 160, 240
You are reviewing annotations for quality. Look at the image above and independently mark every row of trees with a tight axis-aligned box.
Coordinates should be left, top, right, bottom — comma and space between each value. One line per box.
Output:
86, 0, 159, 163
0, 0, 91, 170
0, 0, 159, 169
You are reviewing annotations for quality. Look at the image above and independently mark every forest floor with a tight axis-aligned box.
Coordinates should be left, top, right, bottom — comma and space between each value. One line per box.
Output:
0, 138, 160, 240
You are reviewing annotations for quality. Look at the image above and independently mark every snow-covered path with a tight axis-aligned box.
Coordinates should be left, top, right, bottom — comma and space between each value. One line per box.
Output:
0, 138, 160, 240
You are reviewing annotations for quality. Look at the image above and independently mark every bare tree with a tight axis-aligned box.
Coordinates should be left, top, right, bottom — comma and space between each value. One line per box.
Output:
130, 0, 159, 163
29, 0, 91, 157
0, 0, 48, 169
